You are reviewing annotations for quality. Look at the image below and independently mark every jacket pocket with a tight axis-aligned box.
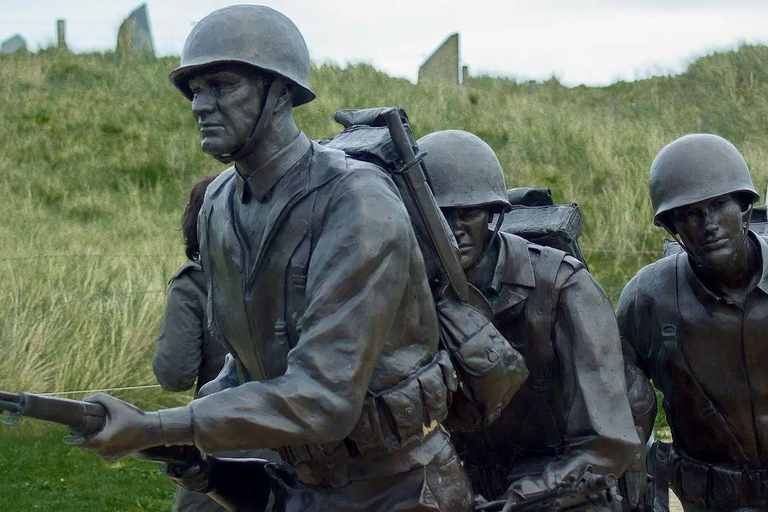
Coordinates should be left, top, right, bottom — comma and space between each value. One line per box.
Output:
380, 377, 424, 448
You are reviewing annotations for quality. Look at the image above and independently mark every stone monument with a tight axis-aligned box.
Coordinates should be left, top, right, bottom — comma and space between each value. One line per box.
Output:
1, 34, 27, 54
418, 33, 460, 85
117, 3, 155, 56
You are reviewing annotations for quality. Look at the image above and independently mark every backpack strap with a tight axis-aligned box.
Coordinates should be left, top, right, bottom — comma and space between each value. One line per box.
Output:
280, 158, 343, 353
523, 245, 567, 451
656, 253, 751, 468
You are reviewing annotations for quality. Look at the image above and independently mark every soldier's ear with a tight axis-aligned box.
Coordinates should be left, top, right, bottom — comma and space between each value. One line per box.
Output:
275, 85, 293, 111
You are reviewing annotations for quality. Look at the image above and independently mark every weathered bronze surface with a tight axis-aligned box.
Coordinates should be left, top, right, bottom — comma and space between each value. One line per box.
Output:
619, 134, 768, 511
419, 130, 640, 510
75, 5, 472, 511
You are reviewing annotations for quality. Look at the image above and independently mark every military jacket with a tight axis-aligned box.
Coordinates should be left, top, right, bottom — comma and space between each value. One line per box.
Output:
454, 232, 639, 498
153, 261, 227, 397
618, 232, 768, 468
188, 134, 443, 459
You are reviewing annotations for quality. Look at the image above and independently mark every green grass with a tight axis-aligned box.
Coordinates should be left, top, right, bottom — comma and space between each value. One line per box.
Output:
0, 425, 174, 511
2, 45, 768, 507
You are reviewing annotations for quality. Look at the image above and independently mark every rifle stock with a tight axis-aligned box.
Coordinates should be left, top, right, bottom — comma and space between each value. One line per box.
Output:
0, 390, 105, 435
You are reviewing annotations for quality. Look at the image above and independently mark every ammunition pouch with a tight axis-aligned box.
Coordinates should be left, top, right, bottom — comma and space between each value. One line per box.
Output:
437, 284, 529, 432
278, 351, 457, 486
669, 446, 768, 509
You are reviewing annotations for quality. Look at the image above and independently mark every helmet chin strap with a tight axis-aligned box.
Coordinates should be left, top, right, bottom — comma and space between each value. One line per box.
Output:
213, 77, 287, 165
667, 204, 753, 269
467, 210, 505, 272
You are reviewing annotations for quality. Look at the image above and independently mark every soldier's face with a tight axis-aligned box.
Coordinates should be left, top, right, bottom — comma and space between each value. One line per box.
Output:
670, 193, 750, 267
442, 207, 491, 270
188, 65, 268, 157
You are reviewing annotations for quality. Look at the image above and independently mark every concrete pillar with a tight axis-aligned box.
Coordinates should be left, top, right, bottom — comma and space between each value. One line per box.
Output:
57, 19, 67, 49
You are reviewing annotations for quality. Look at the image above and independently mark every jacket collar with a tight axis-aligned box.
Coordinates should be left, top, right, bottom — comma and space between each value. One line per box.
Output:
489, 232, 536, 317
234, 132, 311, 203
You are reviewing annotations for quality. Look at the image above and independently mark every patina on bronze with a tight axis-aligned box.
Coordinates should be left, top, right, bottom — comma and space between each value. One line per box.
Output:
71, 5, 472, 512
619, 134, 768, 512
418, 130, 640, 510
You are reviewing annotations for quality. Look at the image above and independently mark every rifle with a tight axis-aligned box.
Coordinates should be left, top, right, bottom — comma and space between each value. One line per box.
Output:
0, 390, 200, 465
382, 108, 471, 303
476, 466, 622, 512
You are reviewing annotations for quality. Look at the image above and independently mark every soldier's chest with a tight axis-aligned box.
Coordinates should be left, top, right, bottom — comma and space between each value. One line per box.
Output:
672, 296, 768, 414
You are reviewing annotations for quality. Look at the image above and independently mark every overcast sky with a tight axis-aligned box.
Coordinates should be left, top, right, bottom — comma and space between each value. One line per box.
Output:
2, 0, 768, 86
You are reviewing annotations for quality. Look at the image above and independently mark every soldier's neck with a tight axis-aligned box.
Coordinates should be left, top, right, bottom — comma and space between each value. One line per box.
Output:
695, 236, 761, 303
234, 111, 300, 176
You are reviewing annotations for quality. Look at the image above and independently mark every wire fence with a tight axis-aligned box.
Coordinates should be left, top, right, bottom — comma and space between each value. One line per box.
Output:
39, 384, 162, 396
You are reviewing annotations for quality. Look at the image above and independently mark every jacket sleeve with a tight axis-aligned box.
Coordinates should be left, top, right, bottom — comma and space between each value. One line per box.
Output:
510, 269, 641, 496
153, 272, 206, 392
181, 172, 426, 453
616, 273, 658, 442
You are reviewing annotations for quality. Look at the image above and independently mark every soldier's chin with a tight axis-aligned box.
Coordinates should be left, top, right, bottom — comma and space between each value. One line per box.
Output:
200, 137, 232, 157
695, 246, 734, 268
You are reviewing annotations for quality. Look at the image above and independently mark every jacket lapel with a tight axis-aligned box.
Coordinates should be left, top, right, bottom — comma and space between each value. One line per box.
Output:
246, 143, 348, 287
492, 233, 537, 318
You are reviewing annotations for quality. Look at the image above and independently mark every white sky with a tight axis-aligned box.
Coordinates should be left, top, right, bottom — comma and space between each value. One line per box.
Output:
2, 0, 768, 86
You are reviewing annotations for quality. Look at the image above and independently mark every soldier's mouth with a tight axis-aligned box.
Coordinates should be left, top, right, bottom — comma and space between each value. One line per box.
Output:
199, 123, 223, 133
702, 238, 728, 250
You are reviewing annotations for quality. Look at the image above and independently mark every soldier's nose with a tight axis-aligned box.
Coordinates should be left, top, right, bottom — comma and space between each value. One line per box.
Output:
192, 93, 216, 116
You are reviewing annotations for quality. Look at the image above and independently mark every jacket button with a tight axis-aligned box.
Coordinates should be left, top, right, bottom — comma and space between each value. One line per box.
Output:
487, 349, 499, 363
404, 407, 414, 418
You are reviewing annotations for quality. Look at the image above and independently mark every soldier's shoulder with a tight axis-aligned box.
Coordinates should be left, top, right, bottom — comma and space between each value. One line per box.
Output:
169, 260, 203, 286
628, 254, 677, 295
205, 167, 236, 199
524, 239, 584, 275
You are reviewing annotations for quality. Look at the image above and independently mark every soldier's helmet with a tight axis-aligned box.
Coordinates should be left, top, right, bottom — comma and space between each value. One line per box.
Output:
169, 5, 315, 106
418, 130, 512, 213
650, 134, 758, 229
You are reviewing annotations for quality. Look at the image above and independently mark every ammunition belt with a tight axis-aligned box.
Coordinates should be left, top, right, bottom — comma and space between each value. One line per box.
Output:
670, 447, 768, 509
278, 351, 456, 481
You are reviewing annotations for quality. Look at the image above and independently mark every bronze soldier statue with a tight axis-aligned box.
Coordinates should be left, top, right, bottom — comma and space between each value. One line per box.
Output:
418, 130, 640, 509
75, 6, 472, 511
618, 133, 768, 511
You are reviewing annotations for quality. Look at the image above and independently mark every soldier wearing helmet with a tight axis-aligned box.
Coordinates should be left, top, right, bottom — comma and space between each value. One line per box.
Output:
78, 6, 472, 511
618, 134, 768, 511
419, 130, 640, 509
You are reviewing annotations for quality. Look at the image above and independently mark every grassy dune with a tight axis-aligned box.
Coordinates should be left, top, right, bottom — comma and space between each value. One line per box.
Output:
2, 46, 768, 397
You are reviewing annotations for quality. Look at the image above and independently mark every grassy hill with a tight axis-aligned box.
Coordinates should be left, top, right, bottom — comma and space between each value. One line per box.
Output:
2, 45, 768, 396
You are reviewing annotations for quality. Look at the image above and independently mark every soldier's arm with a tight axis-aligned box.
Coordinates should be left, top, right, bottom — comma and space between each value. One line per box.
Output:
171, 171, 421, 454
152, 271, 206, 392
616, 274, 657, 440
510, 268, 641, 496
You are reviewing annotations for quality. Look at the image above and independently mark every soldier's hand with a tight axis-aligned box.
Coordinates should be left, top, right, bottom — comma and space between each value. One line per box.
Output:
500, 491, 524, 512
166, 460, 213, 494
76, 393, 163, 462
